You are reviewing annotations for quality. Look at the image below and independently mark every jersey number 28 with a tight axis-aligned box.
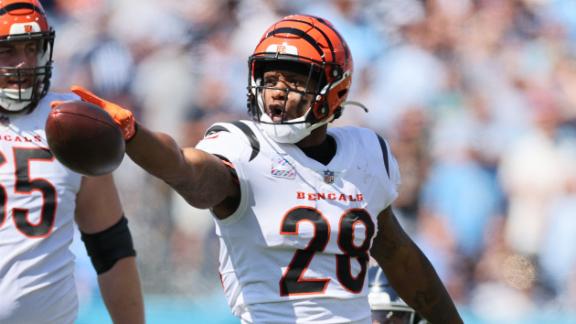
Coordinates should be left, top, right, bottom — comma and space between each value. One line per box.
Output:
279, 206, 375, 296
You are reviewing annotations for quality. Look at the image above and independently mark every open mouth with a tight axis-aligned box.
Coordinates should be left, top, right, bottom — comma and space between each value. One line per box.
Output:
267, 104, 285, 122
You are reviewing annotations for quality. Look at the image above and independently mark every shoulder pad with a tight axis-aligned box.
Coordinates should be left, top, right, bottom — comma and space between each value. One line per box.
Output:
204, 121, 260, 161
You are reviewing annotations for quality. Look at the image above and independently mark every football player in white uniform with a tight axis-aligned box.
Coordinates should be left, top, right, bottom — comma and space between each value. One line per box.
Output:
0, 1, 144, 323
71, 14, 461, 324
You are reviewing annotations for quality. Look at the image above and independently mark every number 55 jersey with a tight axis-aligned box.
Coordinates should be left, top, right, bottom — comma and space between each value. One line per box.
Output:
0, 93, 83, 324
197, 121, 401, 324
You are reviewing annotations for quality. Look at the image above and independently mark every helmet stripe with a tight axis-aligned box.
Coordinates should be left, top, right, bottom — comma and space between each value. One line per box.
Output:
314, 17, 350, 62
282, 18, 336, 63
267, 27, 325, 59
0, 2, 44, 16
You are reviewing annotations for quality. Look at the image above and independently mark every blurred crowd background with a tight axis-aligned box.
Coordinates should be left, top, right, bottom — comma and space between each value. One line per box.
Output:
41, 0, 576, 323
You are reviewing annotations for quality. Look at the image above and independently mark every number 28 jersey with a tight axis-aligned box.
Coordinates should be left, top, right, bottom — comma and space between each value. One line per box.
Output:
0, 93, 83, 324
196, 121, 401, 324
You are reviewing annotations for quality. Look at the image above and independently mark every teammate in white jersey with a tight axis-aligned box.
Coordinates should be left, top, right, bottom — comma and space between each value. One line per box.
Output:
71, 14, 462, 324
0, 1, 144, 323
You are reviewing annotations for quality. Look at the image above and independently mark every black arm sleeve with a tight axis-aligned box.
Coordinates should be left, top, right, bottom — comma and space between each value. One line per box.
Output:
81, 216, 136, 275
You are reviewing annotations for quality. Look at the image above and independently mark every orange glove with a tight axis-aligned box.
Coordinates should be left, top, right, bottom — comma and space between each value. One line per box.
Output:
70, 85, 136, 141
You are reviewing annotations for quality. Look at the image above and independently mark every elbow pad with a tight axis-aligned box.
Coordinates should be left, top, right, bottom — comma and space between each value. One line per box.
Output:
81, 216, 136, 275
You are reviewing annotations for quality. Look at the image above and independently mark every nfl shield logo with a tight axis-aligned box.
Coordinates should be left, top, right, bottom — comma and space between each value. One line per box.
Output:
323, 170, 335, 184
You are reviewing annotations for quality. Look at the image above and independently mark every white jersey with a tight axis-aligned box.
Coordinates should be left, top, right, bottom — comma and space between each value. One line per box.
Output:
0, 93, 83, 324
197, 120, 401, 324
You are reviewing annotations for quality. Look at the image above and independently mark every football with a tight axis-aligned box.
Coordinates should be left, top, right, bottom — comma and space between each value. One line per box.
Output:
46, 100, 125, 176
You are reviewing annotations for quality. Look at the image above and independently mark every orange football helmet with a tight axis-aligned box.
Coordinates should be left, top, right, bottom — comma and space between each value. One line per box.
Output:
247, 14, 353, 143
0, 0, 54, 114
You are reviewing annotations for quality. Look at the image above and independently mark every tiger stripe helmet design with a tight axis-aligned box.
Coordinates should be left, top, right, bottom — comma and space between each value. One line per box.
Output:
0, 0, 54, 114
247, 14, 353, 143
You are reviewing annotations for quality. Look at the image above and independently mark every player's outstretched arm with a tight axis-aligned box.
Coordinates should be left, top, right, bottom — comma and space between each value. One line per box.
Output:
126, 124, 239, 212
70, 85, 239, 212
370, 207, 463, 324
75, 175, 145, 324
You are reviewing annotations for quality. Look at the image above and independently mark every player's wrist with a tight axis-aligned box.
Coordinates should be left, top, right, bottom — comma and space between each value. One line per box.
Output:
126, 122, 138, 143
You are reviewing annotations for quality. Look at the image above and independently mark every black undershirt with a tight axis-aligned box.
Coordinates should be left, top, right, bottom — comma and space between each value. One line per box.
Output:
299, 135, 336, 166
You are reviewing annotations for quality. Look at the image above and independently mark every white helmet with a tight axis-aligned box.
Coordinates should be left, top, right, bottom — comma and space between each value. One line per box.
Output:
368, 266, 429, 324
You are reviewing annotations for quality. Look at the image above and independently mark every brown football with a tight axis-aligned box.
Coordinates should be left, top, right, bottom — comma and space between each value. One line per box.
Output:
46, 100, 125, 176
